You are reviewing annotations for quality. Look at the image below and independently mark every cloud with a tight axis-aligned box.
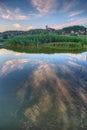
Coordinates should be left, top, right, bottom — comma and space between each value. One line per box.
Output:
13, 23, 21, 29
0, 2, 46, 21
31, 0, 57, 14
0, 4, 27, 20
52, 18, 87, 29
69, 10, 85, 17
26, 26, 33, 30
68, 17, 75, 21
17, 25, 34, 31
61, 0, 78, 12
1, 14, 10, 19
15, 15, 27, 20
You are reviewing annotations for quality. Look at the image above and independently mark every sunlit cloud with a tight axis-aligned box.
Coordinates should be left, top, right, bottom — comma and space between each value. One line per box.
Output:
68, 17, 75, 21
0, 0, 87, 32
17, 25, 34, 31
69, 10, 85, 17
13, 23, 21, 29
52, 17, 87, 29
26, 26, 33, 30
0, 3, 47, 22
0, 4, 27, 20
61, 0, 78, 12
31, 0, 57, 14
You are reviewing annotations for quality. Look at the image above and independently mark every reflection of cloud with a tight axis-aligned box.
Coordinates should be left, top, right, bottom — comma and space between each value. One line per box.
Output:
32, 63, 72, 102
33, 63, 54, 88
68, 53, 87, 61
24, 89, 52, 123
17, 62, 72, 125
0, 49, 10, 53
79, 90, 87, 105
16, 58, 87, 128
17, 61, 73, 105
0, 59, 29, 77
68, 61, 81, 67
14, 52, 23, 56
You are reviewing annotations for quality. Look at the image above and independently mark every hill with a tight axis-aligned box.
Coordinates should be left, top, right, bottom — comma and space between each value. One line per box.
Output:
61, 25, 86, 34
0, 26, 87, 43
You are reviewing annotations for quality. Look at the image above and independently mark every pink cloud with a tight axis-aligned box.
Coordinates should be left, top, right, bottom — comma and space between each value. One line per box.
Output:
69, 10, 85, 17
52, 18, 87, 29
0, 3, 47, 21
31, 0, 57, 14
0, 4, 27, 20
61, 0, 78, 12
27, 26, 33, 30
13, 23, 21, 29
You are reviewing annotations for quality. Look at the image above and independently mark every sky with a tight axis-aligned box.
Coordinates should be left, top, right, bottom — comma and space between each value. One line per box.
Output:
0, 0, 87, 32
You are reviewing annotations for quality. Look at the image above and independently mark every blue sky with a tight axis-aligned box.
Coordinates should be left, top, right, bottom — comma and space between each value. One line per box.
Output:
0, 0, 87, 32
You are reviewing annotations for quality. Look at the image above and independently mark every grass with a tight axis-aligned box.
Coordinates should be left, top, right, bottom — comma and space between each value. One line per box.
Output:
4, 34, 87, 53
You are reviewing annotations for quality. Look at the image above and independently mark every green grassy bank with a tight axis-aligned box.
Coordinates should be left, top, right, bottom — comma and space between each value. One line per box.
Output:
4, 34, 87, 53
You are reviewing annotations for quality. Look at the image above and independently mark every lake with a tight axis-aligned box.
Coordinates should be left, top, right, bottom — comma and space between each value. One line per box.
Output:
0, 49, 87, 130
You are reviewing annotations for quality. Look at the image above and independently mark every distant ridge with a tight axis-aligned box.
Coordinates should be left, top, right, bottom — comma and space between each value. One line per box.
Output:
0, 25, 87, 39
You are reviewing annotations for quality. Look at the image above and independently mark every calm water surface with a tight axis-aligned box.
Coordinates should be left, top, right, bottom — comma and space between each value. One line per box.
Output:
0, 49, 87, 130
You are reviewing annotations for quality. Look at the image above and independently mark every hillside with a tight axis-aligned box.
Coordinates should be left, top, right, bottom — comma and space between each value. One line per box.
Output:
61, 25, 86, 34
0, 26, 87, 40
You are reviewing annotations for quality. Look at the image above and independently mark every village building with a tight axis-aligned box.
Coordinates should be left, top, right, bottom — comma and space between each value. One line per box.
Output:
46, 25, 55, 33
0, 33, 3, 40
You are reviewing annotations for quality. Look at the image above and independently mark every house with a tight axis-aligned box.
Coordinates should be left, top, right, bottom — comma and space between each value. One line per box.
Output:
46, 25, 55, 33
0, 33, 3, 40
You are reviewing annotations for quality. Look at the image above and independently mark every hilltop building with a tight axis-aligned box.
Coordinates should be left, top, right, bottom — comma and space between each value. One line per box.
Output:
0, 33, 3, 40
46, 25, 55, 33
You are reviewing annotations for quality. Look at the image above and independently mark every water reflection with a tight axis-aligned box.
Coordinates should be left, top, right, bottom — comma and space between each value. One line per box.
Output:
0, 49, 87, 130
